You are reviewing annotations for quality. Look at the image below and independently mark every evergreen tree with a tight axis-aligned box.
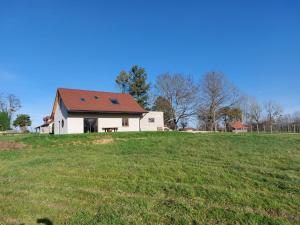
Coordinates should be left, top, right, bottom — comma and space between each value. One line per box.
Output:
153, 96, 175, 129
115, 70, 130, 93
128, 65, 150, 109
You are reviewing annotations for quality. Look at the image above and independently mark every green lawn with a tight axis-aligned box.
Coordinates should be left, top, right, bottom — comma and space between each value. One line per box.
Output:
0, 132, 299, 225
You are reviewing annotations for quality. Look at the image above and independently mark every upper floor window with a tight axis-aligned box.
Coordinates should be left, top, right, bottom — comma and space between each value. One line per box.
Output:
61, 119, 64, 128
110, 98, 119, 104
148, 118, 155, 123
80, 98, 85, 102
94, 96, 99, 100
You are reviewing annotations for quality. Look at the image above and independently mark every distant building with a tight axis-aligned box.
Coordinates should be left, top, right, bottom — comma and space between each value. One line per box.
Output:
35, 116, 53, 134
230, 121, 248, 133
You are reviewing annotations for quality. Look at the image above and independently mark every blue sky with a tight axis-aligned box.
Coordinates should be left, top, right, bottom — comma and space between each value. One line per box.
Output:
1, 0, 300, 128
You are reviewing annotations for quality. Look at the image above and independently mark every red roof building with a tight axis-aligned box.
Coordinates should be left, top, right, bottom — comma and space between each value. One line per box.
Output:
230, 121, 248, 133
52, 88, 147, 115
41, 88, 164, 134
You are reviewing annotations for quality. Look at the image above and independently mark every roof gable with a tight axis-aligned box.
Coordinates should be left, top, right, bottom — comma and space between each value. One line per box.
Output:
54, 88, 147, 114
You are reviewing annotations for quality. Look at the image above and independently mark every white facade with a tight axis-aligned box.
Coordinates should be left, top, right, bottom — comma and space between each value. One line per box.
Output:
98, 114, 141, 132
140, 111, 164, 131
67, 117, 84, 134
232, 128, 248, 133
53, 109, 164, 134
54, 98, 68, 134
35, 123, 53, 134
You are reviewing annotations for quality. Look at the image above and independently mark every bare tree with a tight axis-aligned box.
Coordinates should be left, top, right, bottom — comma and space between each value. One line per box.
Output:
292, 111, 300, 122
249, 98, 262, 133
239, 95, 252, 124
292, 111, 300, 133
264, 100, 283, 133
155, 73, 198, 130
0, 94, 6, 112
281, 114, 292, 133
179, 119, 188, 130
6, 94, 21, 120
198, 72, 240, 131
152, 96, 176, 129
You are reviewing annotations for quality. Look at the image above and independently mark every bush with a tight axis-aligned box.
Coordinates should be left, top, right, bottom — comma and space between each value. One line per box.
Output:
0, 112, 10, 131
13, 114, 32, 132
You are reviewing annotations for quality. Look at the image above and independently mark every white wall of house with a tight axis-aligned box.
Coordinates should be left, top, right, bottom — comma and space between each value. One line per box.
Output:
140, 111, 164, 131
54, 110, 164, 134
54, 98, 68, 134
39, 126, 50, 134
98, 114, 141, 132
66, 112, 141, 133
232, 128, 248, 133
68, 117, 84, 134
36, 123, 53, 134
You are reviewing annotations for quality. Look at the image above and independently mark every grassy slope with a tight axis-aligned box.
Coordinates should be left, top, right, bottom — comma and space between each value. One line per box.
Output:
0, 132, 299, 225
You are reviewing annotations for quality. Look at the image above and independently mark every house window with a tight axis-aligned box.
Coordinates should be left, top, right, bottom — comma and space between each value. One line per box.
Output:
94, 96, 99, 100
61, 119, 64, 128
148, 118, 155, 123
80, 98, 85, 102
122, 117, 129, 127
110, 98, 119, 104
84, 118, 98, 133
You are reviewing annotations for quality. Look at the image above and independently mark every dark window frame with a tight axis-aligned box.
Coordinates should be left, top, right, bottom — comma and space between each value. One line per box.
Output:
84, 118, 98, 133
148, 118, 155, 123
110, 98, 119, 104
122, 117, 129, 127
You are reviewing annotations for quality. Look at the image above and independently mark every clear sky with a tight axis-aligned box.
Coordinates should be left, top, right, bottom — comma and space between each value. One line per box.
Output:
1, 0, 300, 128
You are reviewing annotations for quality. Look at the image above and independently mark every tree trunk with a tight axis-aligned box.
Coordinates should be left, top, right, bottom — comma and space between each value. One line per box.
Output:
213, 110, 217, 132
270, 124, 273, 133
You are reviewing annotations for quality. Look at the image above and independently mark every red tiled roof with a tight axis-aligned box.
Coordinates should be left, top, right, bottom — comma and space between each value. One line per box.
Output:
230, 121, 247, 129
56, 88, 147, 114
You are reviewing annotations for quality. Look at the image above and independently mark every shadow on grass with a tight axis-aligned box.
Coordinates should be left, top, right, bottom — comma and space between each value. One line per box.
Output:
19, 217, 53, 225
37, 218, 53, 225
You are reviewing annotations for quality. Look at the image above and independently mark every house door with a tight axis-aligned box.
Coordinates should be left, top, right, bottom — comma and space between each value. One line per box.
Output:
84, 118, 98, 133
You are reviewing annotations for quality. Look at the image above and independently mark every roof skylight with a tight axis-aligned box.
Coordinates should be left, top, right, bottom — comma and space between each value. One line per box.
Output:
110, 98, 119, 104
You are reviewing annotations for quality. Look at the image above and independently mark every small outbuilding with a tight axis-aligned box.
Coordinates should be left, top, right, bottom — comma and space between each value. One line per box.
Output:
230, 121, 248, 133
35, 116, 54, 134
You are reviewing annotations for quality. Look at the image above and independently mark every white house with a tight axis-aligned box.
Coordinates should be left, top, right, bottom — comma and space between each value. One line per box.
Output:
35, 116, 53, 134
39, 88, 164, 134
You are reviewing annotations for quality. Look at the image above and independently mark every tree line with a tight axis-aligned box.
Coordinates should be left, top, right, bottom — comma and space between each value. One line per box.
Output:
116, 65, 300, 132
0, 94, 31, 132
1, 66, 299, 133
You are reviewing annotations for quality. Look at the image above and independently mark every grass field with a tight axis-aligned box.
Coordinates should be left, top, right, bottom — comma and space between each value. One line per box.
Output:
0, 132, 299, 225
